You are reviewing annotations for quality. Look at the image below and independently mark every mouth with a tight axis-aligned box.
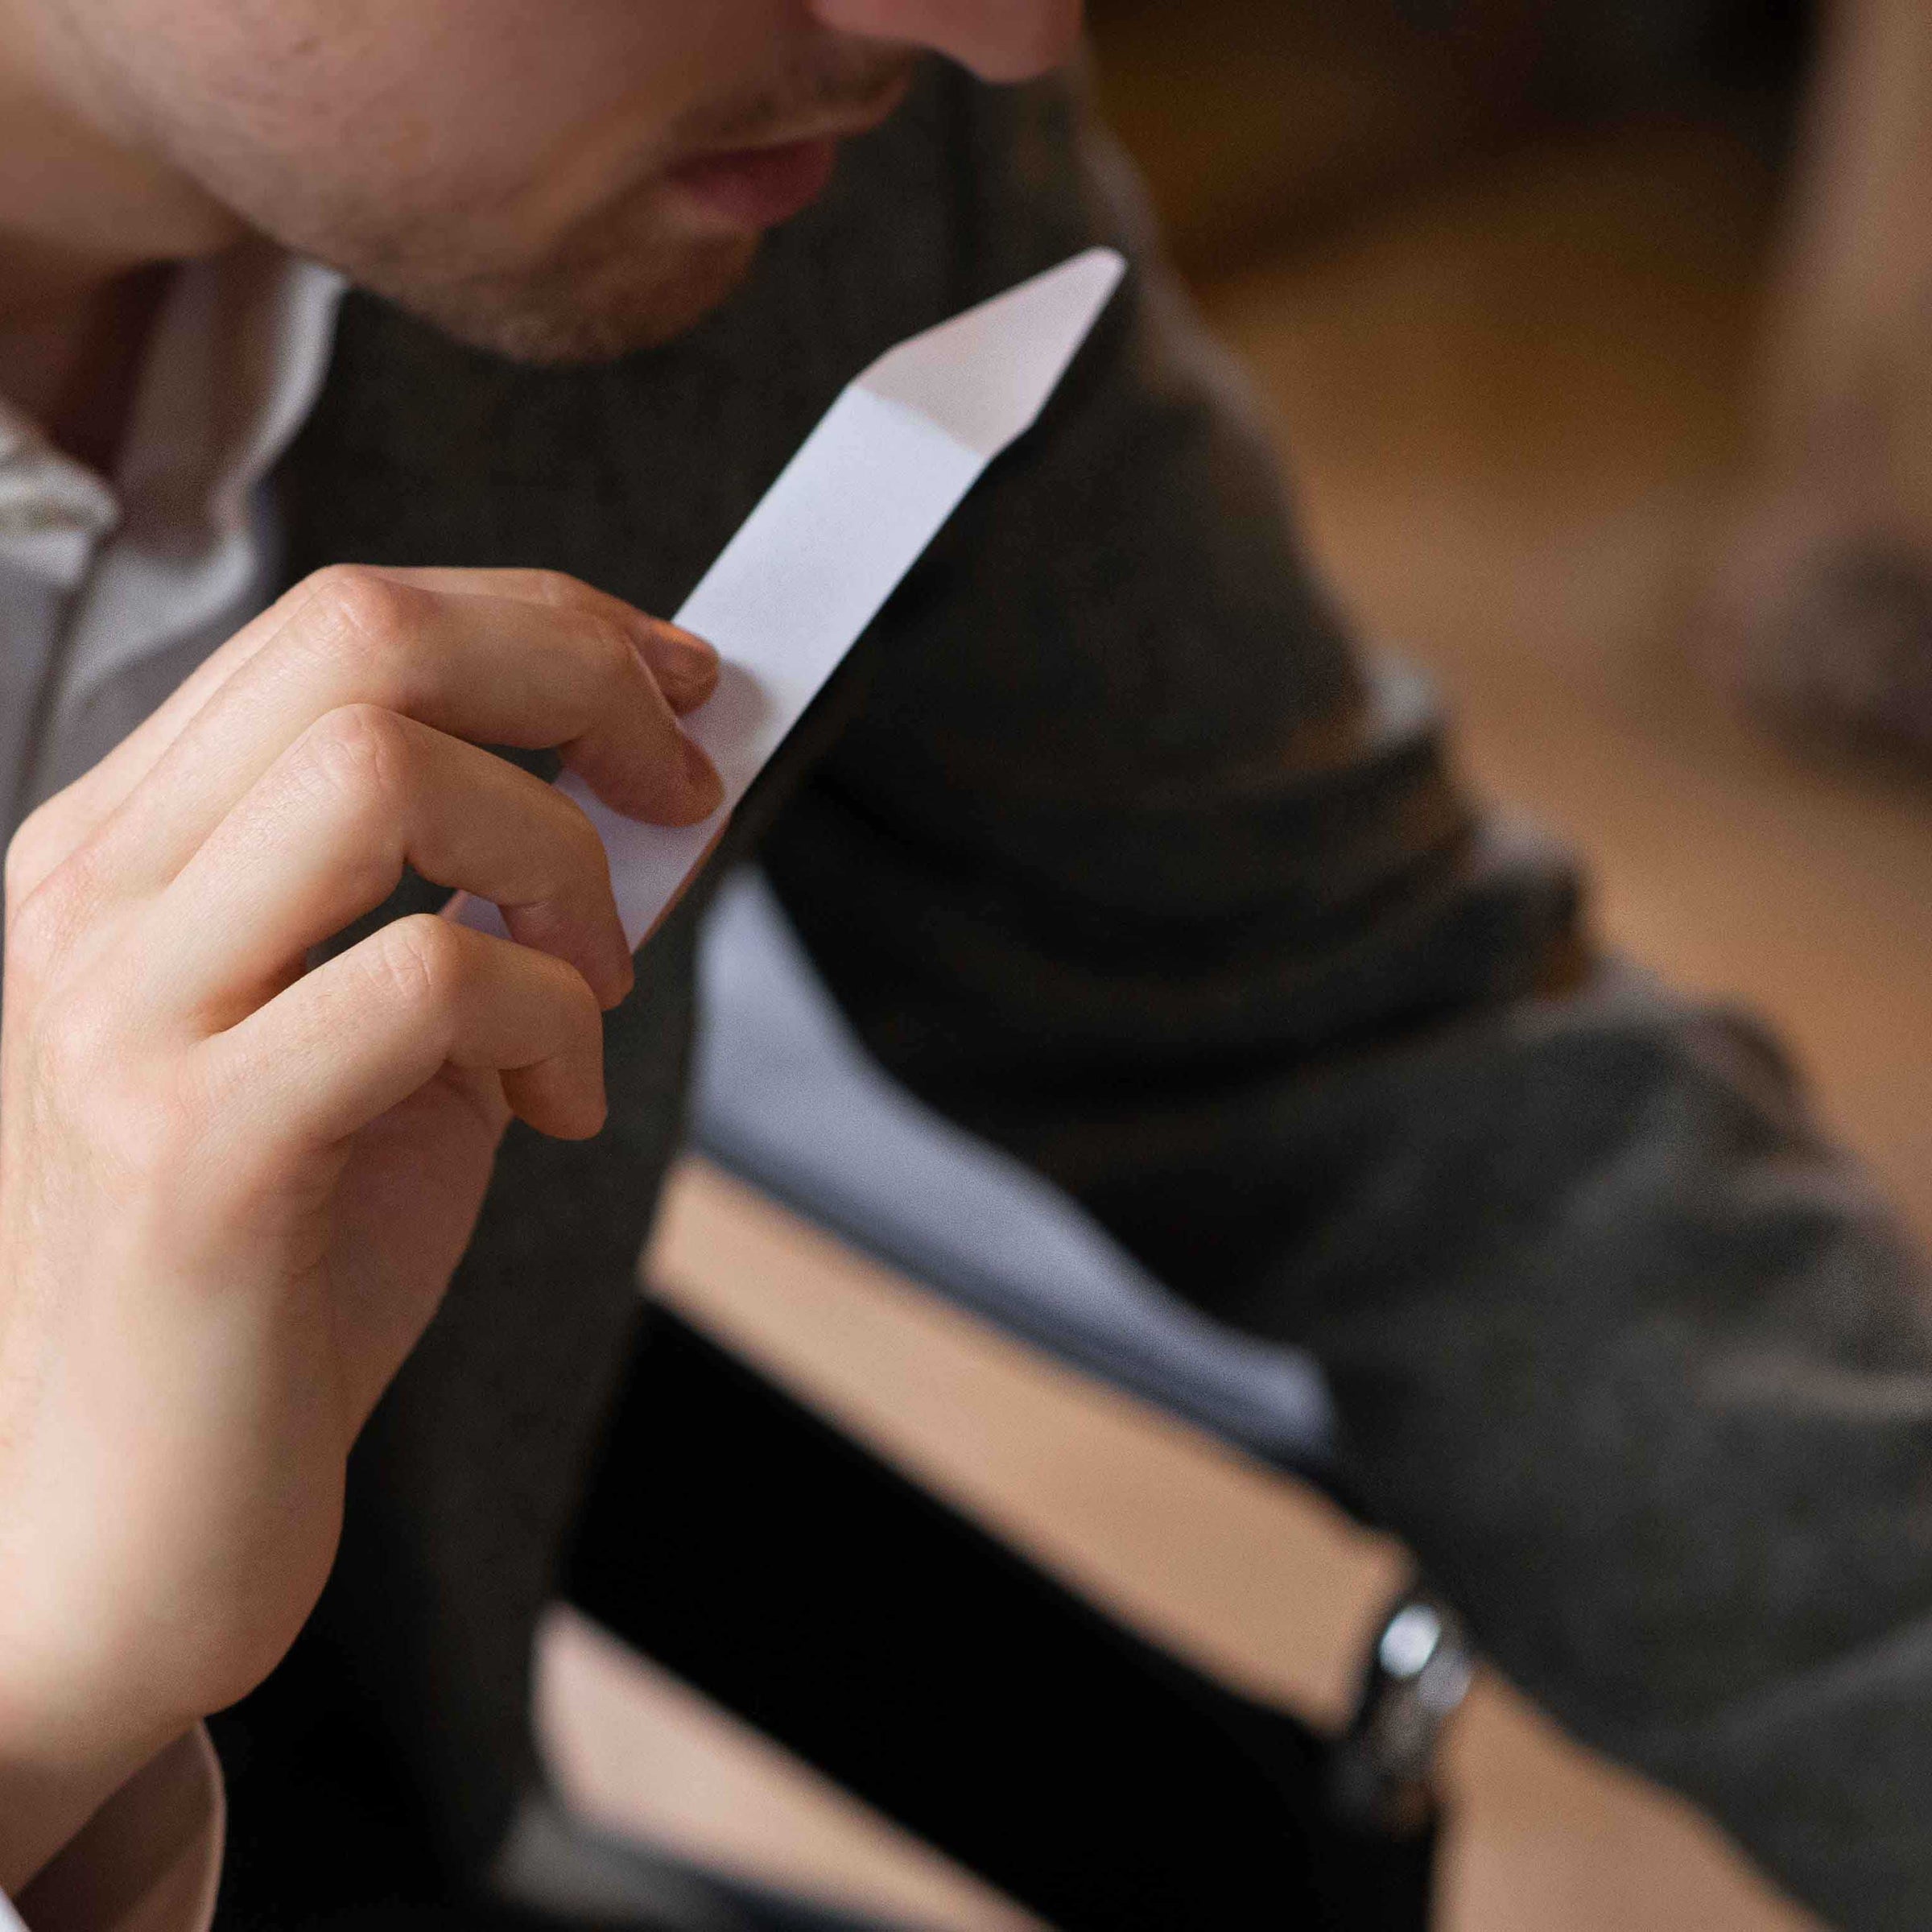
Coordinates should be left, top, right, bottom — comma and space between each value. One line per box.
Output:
663, 73, 914, 233
664, 135, 844, 230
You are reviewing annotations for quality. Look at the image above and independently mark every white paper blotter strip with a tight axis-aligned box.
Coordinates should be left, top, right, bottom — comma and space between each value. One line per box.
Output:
456, 246, 1125, 951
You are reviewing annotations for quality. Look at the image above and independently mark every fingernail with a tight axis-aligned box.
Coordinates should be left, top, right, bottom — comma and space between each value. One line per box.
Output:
680, 733, 724, 816
640, 622, 719, 704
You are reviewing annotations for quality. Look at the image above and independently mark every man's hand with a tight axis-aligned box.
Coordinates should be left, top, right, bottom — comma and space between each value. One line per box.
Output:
0, 566, 720, 1890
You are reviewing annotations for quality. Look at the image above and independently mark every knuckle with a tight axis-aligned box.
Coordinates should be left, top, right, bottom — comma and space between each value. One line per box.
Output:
369, 913, 465, 1018
300, 704, 412, 813
4, 876, 67, 976
521, 568, 596, 611
34, 997, 191, 1175
4, 805, 64, 913
578, 611, 643, 690
301, 565, 420, 677
39, 983, 112, 1085
303, 561, 391, 617
5, 842, 96, 975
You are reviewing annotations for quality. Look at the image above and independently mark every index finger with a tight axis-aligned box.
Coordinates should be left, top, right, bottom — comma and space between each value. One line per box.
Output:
16, 568, 716, 900
89, 568, 722, 897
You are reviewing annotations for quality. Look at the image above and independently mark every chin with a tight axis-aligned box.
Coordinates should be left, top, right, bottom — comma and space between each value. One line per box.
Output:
369, 229, 764, 367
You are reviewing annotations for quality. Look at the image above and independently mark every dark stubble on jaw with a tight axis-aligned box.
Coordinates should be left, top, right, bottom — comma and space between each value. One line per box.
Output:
332, 40, 923, 366
403, 218, 761, 365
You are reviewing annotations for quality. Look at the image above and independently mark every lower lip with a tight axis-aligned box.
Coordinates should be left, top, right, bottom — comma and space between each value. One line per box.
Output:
667, 137, 841, 230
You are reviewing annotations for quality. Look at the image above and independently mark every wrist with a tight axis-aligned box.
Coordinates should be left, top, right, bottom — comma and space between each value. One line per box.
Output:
0, 1583, 188, 1893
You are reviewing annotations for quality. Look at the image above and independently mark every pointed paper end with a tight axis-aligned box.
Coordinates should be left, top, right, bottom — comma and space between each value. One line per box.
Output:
857, 247, 1126, 460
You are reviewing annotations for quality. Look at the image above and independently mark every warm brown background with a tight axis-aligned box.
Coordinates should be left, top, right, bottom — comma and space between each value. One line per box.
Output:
539, 6, 1932, 1925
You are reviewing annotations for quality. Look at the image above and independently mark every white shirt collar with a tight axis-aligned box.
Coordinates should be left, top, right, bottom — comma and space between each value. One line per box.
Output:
0, 399, 121, 590
0, 243, 347, 712
0, 242, 346, 591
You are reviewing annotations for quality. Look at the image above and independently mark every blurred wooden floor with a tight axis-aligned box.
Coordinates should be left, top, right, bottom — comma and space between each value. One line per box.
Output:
530, 81, 1932, 1932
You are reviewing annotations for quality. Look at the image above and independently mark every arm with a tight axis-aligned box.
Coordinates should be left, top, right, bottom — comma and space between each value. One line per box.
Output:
0, 568, 718, 1891
762, 70, 1932, 1930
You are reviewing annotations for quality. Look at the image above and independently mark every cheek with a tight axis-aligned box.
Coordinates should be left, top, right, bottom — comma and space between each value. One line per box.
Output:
345, 1, 796, 192
402, 1, 809, 233
147, 0, 784, 203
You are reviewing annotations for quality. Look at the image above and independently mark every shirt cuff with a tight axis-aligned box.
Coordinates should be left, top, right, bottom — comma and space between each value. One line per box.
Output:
4, 1728, 224, 1932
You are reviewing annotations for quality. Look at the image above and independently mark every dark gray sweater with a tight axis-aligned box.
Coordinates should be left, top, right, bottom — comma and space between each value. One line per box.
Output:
228, 62, 1932, 1932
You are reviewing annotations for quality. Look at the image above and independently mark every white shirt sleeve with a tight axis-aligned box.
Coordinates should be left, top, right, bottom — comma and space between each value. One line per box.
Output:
4, 1730, 223, 1932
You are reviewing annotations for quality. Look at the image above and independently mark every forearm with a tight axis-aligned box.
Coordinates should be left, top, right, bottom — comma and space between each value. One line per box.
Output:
777, 672, 1932, 1929
760, 65, 1932, 1927
1198, 961, 1932, 1932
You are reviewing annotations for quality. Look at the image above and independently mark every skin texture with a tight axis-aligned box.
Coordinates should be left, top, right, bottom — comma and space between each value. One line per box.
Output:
0, 0, 1080, 365
0, 0, 1082, 1893
0, 572, 725, 1889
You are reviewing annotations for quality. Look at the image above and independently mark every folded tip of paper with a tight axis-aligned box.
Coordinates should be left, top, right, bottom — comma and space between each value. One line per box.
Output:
857, 247, 1126, 458
499, 248, 1126, 956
